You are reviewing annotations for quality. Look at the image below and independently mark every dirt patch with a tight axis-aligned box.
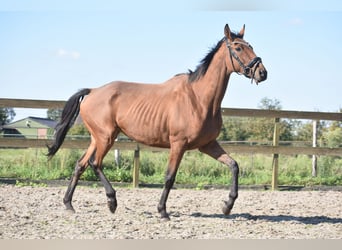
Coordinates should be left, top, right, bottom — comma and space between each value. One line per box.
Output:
0, 185, 341, 239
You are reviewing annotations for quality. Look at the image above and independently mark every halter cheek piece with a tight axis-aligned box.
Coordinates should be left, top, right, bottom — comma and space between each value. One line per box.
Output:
225, 38, 262, 82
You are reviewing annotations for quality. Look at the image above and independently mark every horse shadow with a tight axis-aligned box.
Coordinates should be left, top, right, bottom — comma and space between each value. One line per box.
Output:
190, 212, 342, 225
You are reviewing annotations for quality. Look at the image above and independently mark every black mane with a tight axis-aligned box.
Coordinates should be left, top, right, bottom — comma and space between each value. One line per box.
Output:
188, 32, 243, 83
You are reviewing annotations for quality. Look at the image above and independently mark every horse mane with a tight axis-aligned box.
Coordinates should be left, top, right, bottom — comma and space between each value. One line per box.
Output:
188, 32, 243, 83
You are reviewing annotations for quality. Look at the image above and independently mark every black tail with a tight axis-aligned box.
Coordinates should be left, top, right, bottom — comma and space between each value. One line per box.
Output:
47, 88, 91, 158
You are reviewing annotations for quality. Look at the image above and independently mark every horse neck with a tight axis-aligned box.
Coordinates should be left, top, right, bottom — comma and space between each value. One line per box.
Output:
192, 46, 231, 117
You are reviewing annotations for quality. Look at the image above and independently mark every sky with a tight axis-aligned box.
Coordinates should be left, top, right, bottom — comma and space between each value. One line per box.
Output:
1, 1, 342, 121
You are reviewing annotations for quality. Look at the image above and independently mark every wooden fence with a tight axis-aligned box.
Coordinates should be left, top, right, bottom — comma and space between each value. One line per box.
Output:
1, 98, 341, 189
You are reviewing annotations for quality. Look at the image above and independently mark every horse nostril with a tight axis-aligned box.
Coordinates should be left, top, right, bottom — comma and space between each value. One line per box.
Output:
260, 69, 267, 80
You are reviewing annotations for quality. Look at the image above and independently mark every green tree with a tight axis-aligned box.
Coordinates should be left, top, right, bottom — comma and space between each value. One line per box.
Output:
218, 116, 250, 141
47, 108, 63, 121
0, 108, 16, 125
225, 117, 250, 141
322, 109, 342, 147
248, 97, 293, 141
68, 124, 90, 137
323, 127, 342, 147
279, 119, 295, 141
217, 123, 228, 141
295, 121, 312, 141
246, 117, 275, 141
219, 98, 295, 142
295, 120, 326, 144
258, 97, 282, 110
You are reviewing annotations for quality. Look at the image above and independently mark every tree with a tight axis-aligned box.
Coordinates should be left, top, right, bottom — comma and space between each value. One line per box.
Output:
68, 124, 90, 137
47, 108, 63, 121
258, 97, 282, 110
0, 108, 16, 125
295, 120, 326, 144
322, 109, 342, 147
225, 117, 250, 141
323, 127, 342, 148
248, 97, 293, 141
218, 116, 251, 141
217, 123, 228, 141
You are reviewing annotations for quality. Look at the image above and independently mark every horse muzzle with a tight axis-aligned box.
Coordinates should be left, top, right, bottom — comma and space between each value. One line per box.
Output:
242, 57, 267, 84
249, 62, 267, 85
254, 67, 267, 84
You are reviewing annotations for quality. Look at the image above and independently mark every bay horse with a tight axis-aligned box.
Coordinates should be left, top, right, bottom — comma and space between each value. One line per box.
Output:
48, 24, 267, 220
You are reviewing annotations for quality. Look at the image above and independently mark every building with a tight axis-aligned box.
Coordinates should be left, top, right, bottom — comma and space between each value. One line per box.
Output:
0, 117, 57, 139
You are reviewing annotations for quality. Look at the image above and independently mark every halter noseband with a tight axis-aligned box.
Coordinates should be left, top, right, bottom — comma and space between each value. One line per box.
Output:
225, 38, 262, 82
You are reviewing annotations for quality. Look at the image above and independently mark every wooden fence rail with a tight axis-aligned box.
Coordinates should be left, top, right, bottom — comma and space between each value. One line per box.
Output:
1, 98, 341, 120
1, 98, 341, 189
0, 138, 341, 156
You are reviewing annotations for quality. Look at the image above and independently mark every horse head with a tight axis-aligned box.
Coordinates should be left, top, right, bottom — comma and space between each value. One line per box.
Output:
224, 24, 267, 84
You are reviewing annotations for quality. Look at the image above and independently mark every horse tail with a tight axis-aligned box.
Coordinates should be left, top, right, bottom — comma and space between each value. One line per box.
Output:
47, 88, 91, 159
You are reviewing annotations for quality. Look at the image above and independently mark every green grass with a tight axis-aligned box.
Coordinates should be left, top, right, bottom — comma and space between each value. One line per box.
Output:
0, 148, 341, 186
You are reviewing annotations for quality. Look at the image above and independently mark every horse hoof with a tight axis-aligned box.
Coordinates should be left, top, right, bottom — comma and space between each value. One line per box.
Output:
67, 209, 76, 214
222, 206, 231, 216
64, 203, 76, 213
222, 201, 232, 216
160, 215, 171, 222
159, 210, 171, 221
108, 202, 117, 214
65, 207, 76, 214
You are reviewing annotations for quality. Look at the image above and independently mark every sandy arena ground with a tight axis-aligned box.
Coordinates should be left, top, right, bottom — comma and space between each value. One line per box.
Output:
0, 185, 341, 239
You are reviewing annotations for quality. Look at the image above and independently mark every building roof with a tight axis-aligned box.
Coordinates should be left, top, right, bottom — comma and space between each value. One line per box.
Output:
28, 116, 58, 128
1, 116, 58, 129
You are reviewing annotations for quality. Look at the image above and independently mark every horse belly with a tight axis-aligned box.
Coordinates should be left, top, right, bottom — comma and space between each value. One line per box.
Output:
120, 122, 171, 148
117, 105, 171, 148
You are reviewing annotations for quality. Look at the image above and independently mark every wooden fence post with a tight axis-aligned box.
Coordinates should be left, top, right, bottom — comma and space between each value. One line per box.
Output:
114, 138, 120, 166
133, 145, 140, 188
271, 117, 280, 191
312, 120, 318, 177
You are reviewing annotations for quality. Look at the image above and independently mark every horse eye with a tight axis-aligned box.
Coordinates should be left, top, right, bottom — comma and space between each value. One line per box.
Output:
235, 47, 242, 52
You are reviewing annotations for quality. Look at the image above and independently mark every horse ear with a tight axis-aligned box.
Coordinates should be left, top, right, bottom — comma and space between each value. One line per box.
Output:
224, 24, 233, 41
238, 24, 245, 38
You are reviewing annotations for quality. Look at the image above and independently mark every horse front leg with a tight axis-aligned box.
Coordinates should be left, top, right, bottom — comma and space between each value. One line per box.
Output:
199, 140, 239, 215
157, 141, 186, 220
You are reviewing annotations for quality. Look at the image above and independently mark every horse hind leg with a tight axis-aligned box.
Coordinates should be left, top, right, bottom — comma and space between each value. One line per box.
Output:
63, 160, 86, 212
63, 153, 92, 212
63, 139, 96, 212
89, 137, 118, 214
